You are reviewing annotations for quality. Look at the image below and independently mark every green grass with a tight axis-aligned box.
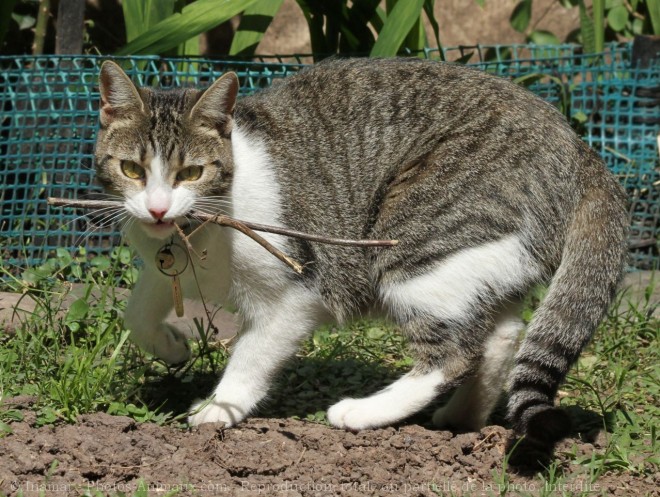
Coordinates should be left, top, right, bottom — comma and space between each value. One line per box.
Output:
0, 251, 658, 497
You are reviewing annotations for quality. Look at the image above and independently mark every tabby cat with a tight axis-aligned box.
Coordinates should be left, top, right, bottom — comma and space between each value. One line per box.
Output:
94, 58, 628, 461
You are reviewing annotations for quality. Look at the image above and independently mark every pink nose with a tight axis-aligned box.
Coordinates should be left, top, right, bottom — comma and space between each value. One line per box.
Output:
148, 208, 168, 220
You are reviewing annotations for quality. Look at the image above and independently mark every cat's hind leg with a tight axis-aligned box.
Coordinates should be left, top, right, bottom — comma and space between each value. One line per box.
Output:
328, 284, 493, 430
328, 236, 539, 431
327, 310, 487, 430
432, 301, 524, 431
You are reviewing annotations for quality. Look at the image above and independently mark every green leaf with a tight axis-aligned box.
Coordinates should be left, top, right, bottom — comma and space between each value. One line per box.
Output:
646, 0, 660, 35
55, 248, 73, 266
113, 246, 133, 265
607, 5, 628, 31
370, 0, 425, 57
344, 0, 381, 52
0, 421, 13, 437
454, 52, 475, 64
513, 73, 544, 87
178, 34, 200, 57
90, 255, 111, 271
370, 6, 387, 32
424, 0, 443, 58
528, 29, 560, 44
296, 0, 328, 57
573, 110, 588, 123
66, 298, 90, 322
402, 14, 426, 54
10, 12, 35, 31
116, 0, 260, 56
474, 0, 486, 7
36, 406, 59, 427
366, 326, 386, 339
510, 0, 532, 33
593, 0, 605, 52
230, 0, 283, 56
122, 0, 178, 42
578, 0, 596, 53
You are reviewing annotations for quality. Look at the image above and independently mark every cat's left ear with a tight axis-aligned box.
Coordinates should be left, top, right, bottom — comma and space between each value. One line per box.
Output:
190, 72, 239, 136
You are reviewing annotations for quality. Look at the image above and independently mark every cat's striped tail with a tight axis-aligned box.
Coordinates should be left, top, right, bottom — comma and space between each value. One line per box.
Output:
507, 185, 628, 456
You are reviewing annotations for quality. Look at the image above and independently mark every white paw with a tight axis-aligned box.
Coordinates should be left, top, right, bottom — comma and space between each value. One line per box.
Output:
147, 324, 191, 365
188, 398, 247, 427
327, 398, 381, 430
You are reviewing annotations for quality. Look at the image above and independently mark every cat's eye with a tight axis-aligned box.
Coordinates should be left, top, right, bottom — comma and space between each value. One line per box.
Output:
120, 160, 145, 180
176, 166, 204, 182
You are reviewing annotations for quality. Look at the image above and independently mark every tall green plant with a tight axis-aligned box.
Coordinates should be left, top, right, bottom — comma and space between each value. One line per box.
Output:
593, 0, 605, 53
296, 0, 442, 61
649, 0, 660, 34
113, 0, 444, 59
116, 0, 260, 56
509, 0, 561, 44
505, 0, 660, 53
229, 0, 284, 56
371, 0, 426, 56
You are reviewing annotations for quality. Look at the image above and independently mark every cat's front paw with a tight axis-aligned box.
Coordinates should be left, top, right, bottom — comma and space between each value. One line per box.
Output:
188, 398, 247, 427
131, 324, 191, 365
327, 398, 377, 430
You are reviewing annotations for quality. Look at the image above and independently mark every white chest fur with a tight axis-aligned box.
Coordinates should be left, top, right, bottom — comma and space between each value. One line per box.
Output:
227, 127, 294, 313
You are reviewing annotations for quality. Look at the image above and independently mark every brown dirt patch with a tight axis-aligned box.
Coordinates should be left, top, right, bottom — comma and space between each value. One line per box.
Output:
1, 407, 655, 497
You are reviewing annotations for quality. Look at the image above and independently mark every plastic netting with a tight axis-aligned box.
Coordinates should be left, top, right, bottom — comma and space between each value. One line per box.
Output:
1, 43, 658, 271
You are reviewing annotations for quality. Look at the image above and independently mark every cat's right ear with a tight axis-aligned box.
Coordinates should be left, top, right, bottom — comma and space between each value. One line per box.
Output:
98, 61, 145, 127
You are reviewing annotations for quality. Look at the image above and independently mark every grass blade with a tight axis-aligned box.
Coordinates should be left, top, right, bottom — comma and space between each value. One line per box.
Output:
121, 0, 144, 42
370, 0, 425, 57
296, 0, 328, 59
116, 0, 259, 56
370, 6, 387, 33
510, 0, 532, 33
646, 0, 660, 35
343, 0, 380, 52
122, 0, 178, 42
229, 0, 283, 57
593, 0, 604, 53
578, 0, 596, 54
423, 0, 442, 50
402, 14, 426, 55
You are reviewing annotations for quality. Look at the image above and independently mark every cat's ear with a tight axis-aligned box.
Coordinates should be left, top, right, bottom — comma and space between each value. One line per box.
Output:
98, 61, 146, 127
190, 72, 239, 136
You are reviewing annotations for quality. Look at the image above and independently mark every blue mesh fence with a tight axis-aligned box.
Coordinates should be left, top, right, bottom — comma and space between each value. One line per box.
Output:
0, 43, 658, 272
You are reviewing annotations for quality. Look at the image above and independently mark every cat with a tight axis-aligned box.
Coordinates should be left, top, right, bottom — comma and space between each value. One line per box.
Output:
94, 57, 628, 462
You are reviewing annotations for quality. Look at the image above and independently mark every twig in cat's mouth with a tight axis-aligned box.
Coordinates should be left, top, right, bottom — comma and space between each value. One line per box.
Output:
47, 197, 398, 275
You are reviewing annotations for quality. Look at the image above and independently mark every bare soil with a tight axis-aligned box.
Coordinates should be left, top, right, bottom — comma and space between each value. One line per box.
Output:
2, 274, 658, 496
1, 396, 657, 497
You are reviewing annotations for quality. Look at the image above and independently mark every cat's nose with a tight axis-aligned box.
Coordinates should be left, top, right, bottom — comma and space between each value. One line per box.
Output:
148, 208, 168, 221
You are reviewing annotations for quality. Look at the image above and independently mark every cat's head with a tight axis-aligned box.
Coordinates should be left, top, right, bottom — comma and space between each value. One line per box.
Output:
94, 61, 238, 239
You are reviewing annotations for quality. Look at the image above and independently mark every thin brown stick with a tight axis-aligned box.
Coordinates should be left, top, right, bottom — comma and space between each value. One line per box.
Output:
215, 216, 305, 274
173, 221, 206, 261
195, 212, 398, 247
48, 197, 306, 274
46, 197, 399, 247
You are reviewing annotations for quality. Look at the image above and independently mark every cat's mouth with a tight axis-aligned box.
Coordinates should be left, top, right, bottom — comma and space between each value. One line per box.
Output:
141, 219, 176, 238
